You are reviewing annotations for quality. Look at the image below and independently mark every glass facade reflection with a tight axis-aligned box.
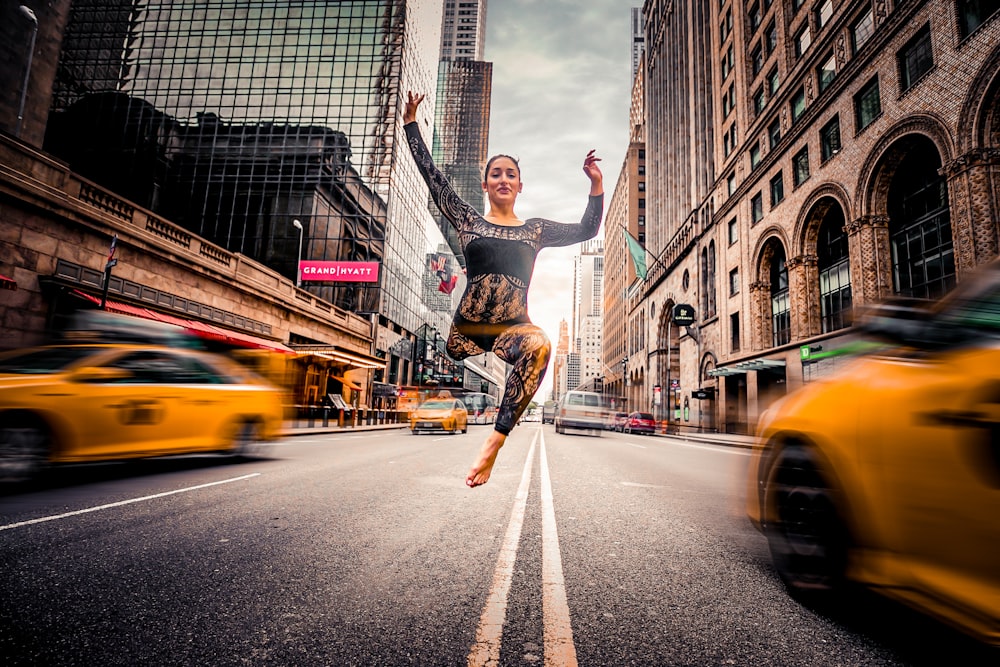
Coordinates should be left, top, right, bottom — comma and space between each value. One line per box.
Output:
46, 0, 451, 338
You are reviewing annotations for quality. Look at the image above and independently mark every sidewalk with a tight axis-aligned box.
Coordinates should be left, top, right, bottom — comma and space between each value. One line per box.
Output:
281, 421, 758, 449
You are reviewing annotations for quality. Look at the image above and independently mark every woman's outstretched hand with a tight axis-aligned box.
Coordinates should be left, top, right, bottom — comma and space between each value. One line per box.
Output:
403, 91, 425, 125
583, 149, 603, 196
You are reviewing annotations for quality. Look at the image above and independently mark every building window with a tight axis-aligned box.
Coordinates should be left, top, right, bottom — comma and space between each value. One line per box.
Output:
638, 214, 646, 226
753, 87, 766, 115
768, 68, 780, 96
750, 142, 762, 170
792, 0, 806, 11
818, 208, 852, 333
702, 241, 717, 318
852, 7, 875, 54
820, 115, 841, 162
898, 25, 934, 93
855, 75, 881, 131
723, 84, 736, 117
816, 0, 834, 28
790, 87, 806, 123
727, 172, 737, 196
751, 192, 764, 223
730, 312, 741, 352
728, 217, 738, 245
958, 0, 1000, 37
749, 2, 762, 30
729, 267, 740, 296
768, 118, 781, 150
795, 25, 812, 58
765, 21, 778, 54
793, 147, 810, 186
817, 52, 837, 92
637, 181, 646, 191
770, 171, 784, 206
751, 44, 764, 76
721, 8, 733, 41
771, 256, 791, 347
639, 198, 646, 209
722, 45, 735, 80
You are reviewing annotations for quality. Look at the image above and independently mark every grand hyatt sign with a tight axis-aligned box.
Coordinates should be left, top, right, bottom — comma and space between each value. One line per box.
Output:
299, 261, 380, 282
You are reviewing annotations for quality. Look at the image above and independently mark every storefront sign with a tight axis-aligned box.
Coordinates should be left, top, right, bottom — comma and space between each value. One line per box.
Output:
299, 260, 379, 282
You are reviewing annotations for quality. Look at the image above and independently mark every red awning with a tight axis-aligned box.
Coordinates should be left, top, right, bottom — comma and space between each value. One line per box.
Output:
71, 290, 293, 353
0, 273, 16, 290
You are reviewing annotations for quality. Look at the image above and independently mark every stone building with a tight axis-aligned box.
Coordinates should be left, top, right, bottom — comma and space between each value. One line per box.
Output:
628, 0, 1000, 433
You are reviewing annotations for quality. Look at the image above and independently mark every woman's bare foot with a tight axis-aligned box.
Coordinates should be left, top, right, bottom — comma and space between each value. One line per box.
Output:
466, 431, 507, 488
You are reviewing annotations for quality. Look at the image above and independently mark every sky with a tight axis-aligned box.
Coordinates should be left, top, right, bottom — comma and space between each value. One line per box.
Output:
481, 0, 633, 400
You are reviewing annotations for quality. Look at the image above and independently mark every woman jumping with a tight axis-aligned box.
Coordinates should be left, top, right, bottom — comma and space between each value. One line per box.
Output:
403, 92, 604, 488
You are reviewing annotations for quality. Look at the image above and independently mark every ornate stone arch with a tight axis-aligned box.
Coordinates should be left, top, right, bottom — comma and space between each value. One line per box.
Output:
957, 41, 1000, 152
855, 114, 956, 218
751, 226, 792, 282
791, 182, 852, 257
950, 44, 1000, 269
750, 231, 790, 350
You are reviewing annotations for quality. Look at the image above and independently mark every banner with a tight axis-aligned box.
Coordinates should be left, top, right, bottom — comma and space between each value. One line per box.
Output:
299, 260, 379, 282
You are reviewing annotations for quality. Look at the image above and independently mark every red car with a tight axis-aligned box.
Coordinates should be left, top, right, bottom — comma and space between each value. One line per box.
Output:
623, 411, 657, 435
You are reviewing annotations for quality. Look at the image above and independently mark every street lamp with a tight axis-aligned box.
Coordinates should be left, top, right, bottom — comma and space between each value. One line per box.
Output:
292, 218, 303, 287
16, 5, 38, 138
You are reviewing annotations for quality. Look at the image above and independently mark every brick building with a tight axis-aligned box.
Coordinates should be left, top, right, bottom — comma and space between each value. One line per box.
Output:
624, 0, 1000, 433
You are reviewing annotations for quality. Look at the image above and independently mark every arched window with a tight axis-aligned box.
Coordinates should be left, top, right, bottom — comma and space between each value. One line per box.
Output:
887, 137, 955, 299
707, 240, 717, 318
817, 206, 851, 332
770, 248, 790, 346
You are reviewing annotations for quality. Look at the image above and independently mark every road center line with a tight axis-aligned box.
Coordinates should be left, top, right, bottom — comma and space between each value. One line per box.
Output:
467, 433, 537, 667
539, 431, 578, 667
0, 473, 261, 532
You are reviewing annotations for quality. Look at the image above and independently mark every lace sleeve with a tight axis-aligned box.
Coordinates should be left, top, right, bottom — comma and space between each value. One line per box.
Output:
538, 194, 604, 247
404, 122, 478, 231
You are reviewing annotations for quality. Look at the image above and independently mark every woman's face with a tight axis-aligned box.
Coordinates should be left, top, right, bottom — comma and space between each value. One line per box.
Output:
483, 157, 522, 204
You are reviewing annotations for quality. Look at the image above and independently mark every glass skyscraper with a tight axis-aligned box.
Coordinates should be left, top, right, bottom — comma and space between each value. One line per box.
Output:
45, 0, 453, 352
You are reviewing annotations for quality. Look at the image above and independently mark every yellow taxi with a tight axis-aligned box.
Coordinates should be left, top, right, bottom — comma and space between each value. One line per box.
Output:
746, 260, 1000, 646
410, 397, 468, 435
0, 343, 285, 481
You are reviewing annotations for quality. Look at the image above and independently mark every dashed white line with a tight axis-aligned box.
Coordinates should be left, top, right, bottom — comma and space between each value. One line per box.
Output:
0, 473, 261, 532
467, 432, 537, 667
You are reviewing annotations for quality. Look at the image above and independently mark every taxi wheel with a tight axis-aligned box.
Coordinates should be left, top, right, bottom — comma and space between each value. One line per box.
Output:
0, 419, 50, 482
230, 420, 263, 459
764, 445, 848, 599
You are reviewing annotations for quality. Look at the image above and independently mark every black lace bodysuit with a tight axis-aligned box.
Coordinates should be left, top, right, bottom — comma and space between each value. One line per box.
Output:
405, 121, 603, 434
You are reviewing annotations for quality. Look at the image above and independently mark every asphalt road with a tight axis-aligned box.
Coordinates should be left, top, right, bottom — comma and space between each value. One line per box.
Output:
1, 425, 996, 666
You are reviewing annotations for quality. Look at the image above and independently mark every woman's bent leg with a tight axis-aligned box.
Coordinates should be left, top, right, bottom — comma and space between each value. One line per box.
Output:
465, 323, 550, 488
492, 324, 552, 435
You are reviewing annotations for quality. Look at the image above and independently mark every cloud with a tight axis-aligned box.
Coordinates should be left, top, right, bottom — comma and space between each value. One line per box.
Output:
485, 0, 631, 400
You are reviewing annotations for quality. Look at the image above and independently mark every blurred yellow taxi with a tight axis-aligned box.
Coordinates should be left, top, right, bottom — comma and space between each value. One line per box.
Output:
410, 397, 468, 435
0, 343, 285, 481
746, 260, 1000, 646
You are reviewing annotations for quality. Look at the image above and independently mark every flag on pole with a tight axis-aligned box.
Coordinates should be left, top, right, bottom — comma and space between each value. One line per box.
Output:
622, 227, 648, 280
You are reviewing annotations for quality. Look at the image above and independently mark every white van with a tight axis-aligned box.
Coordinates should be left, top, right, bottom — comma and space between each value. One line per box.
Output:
554, 390, 605, 435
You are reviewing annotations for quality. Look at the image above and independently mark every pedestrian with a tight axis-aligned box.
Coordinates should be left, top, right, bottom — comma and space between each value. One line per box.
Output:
402, 91, 604, 487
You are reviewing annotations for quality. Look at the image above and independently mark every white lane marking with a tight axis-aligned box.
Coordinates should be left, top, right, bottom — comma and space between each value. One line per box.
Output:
0, 473, 261, 532
621, 481, 665, 488
668, 440, 753, 455
539, 431, 578, 667
467, 433, 538, 667
623, 442, 647, 449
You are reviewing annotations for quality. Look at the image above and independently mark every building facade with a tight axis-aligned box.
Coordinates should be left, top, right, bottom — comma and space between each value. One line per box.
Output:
626, 0, 1000, 433
0, 0, 473, 411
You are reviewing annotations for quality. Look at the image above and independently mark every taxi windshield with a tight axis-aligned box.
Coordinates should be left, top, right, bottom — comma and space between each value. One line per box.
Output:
420, 401, 453, 409
0, 347, 103, 374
